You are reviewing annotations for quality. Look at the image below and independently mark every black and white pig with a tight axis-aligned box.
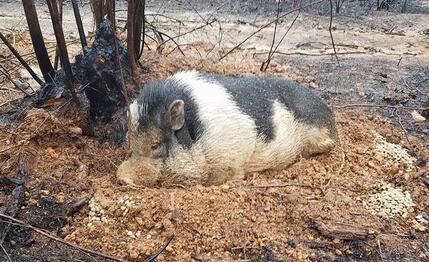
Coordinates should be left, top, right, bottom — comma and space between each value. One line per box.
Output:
117, 71, 337, 186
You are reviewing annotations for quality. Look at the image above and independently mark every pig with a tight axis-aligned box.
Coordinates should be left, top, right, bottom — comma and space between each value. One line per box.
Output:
117, 71, 337, 186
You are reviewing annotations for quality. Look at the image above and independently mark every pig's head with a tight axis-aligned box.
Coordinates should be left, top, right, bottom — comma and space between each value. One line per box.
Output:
117, 83, 187, 186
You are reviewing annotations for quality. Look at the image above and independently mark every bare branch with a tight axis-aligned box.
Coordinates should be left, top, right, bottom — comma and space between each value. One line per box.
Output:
0, 32, 44, 86
260, 0, 281, 72
0, 65, 31, 96
261, 4, 301, 71
219, 0, 324, 61
0, 214, 128, 262
329, 0, 340, 64
334, 103, 429, 111
144, 235, 175, 262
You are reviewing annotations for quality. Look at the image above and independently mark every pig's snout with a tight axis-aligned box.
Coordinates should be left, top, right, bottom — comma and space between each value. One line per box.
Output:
116, 158, 161, 187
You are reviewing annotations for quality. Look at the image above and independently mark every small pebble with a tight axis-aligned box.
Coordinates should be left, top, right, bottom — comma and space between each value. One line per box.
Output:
287, 239, 297, 248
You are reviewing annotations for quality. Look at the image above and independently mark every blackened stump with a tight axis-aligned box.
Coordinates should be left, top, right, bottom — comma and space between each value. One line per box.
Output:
73, 19, 132, 140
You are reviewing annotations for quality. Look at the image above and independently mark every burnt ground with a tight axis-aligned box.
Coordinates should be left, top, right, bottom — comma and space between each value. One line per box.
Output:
0, 0, 429, 261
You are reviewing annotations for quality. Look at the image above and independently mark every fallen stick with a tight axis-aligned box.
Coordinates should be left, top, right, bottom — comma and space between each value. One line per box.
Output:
144, 235, 175, 262
334, 103, 429, 111
0, 32, 44, 85
0, 214, 129, 262
0, 160, 28, 245
231, 183, 317, 190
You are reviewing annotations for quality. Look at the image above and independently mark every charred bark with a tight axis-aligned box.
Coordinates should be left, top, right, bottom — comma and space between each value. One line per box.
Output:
73, 19, 132, 141
22, 0, 55, 82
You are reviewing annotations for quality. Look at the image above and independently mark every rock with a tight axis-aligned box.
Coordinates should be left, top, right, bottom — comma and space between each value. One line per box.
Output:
68, 127, 83, 135
412, 221, 427, 232
411, 110, 426, 123
287, 239, 297, 248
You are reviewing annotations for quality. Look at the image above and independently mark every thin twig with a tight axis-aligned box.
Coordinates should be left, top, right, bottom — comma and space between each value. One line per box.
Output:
328, 0, 339, 64
253, 50, 366, 57
0, 214, 128, 262
0, 244, 12, 262
334, 103, 429, 111
260, 0, 281, 72
262, 9, 301, 71
0, 65, 31, 96
394, 109, 411, 149
186, 0, 209, 24
231, 183, 316, 190
377, 239, 386, 262
0, 144, 23, 154
144, 235, 175, 262
0, 32, 44, 85
145, 13, 185, 25
156, 19, 217, 49
157, 32, 185, 56
219, 0, 324, 61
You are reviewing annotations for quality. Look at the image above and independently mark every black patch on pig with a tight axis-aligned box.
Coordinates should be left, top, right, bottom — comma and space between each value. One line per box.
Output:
203, 72, 335, 141
135, 78, 203, 151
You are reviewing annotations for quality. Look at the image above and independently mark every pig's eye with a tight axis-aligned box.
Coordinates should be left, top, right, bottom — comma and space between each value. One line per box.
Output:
150, 142, 166, 158
151, 143, 162, 151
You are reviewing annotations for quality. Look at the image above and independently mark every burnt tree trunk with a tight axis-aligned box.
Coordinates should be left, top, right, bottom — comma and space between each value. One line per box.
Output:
47, 0, 79, 105
91, 0, 103, 30
71, 0, 88, 52
134, 0, 145, 59
73, 19, 132, 141
22, 0, 55, 82
127, 0, 142, 84
15, 1, 144, 142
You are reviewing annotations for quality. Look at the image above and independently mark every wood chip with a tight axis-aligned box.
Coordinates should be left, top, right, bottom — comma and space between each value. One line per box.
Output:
309, 219, 376, 240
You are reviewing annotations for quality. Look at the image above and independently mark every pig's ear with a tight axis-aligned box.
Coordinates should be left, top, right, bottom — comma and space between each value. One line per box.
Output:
168, 100, 185, 130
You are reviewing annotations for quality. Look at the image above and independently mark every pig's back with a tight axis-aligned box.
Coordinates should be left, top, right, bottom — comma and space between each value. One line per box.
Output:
201, 72, 336, 141
170, 71, 336, 176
